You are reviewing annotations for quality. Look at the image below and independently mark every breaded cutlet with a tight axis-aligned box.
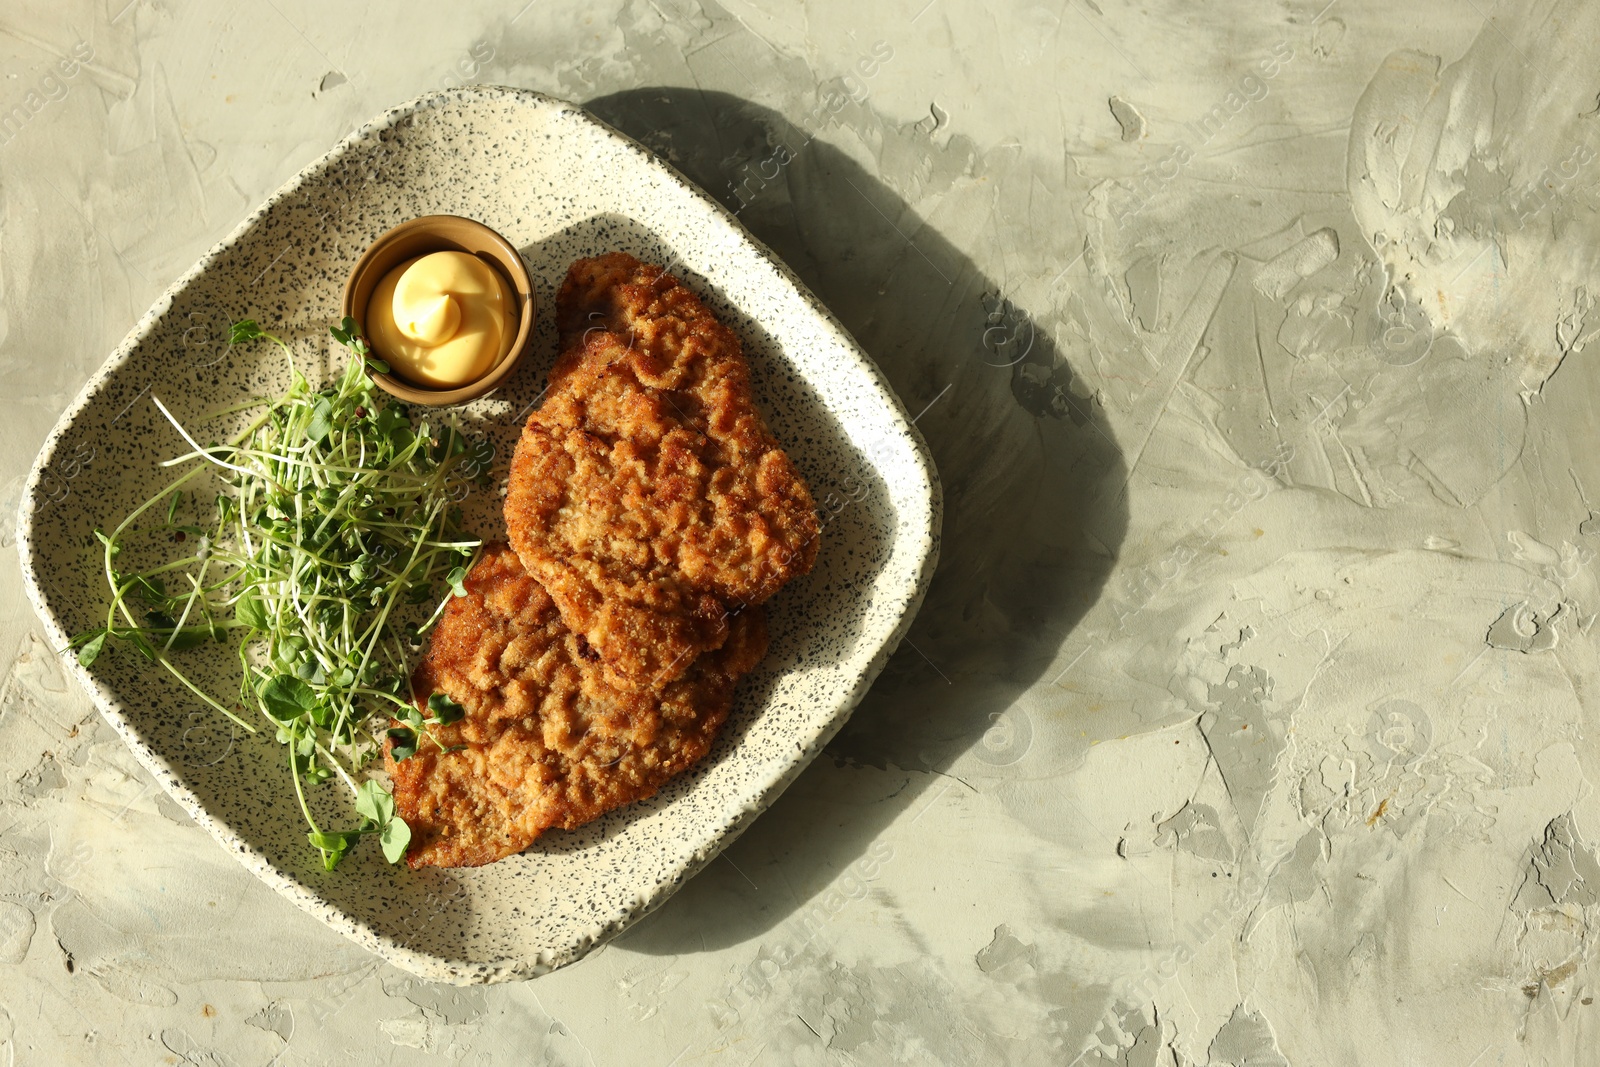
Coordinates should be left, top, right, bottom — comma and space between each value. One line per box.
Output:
504, 252, 819, 691
387, 543, 768, 869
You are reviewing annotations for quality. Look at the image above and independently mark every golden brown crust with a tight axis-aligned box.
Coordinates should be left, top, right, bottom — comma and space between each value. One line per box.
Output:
504, 253, 819, 691
386, 543, 768, 869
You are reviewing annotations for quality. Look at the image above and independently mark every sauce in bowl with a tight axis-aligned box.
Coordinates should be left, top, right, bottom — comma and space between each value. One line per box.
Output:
365, 251, 514, 388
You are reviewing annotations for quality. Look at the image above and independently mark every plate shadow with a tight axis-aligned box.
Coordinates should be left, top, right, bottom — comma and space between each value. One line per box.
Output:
577, 88, 1130, 955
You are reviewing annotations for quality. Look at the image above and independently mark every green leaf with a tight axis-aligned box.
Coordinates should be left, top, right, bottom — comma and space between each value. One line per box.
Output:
260, 674, 316, 724
307, 396, 334, 444
379, 815, 411, 864
386, 726, 417, 762
432, 425, 467, 463
306, 698, 334, 729
76, 631, 107, 668
273, 635, 309, 673
125, 574, 168, 605
373, 404, 409, 441
354, 779, 395, 825
365, 358, 390, 374
427, 692, 465, 725
446, 565, 469, 598
307, 829, 364, 851
332, 320, 374, 356
293, 658, 327, 685
127, 631, 156, 662
165, 490, 183, 526
311, 832, 351, 871
229, 320, 265, 345
92, 527, 121, 560
235, 590, 269, 630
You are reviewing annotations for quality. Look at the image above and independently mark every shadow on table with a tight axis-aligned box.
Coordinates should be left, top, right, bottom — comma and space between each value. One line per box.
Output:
579, 87, 1130, 955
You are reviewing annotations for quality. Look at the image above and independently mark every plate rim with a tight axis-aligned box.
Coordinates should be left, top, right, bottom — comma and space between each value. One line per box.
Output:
15, 84, 943, 983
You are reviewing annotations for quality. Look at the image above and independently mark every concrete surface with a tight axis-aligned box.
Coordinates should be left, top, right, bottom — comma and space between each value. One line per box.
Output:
3, 0, 1599, 1063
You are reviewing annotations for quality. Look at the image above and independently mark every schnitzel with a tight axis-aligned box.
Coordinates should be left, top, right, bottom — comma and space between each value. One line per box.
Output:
388, 543, 768, 869
390, 544, 768, 869
504, 253, 819, 691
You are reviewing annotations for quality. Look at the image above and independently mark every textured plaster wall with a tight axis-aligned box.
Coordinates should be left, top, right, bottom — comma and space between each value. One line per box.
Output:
2, 0, 1599, 1064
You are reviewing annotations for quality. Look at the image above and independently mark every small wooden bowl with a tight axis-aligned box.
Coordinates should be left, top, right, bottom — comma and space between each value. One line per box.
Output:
342, 215, 534, 405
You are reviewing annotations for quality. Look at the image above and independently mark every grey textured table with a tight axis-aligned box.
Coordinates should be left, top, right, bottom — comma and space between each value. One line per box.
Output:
3, 1, 1598, 1063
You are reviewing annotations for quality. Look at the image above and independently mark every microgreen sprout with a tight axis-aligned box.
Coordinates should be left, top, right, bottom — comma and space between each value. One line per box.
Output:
71, 319, 492, 870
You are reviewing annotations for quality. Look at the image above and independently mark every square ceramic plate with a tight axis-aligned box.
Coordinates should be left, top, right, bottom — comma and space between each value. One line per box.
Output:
16, 87, 940, 983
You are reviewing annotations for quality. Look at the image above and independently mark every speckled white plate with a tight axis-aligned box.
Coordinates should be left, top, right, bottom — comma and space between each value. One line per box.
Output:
15, 87, 940, 983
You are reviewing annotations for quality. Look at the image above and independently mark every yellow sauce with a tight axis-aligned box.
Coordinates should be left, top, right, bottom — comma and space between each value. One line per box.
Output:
365, 251, 513, 387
